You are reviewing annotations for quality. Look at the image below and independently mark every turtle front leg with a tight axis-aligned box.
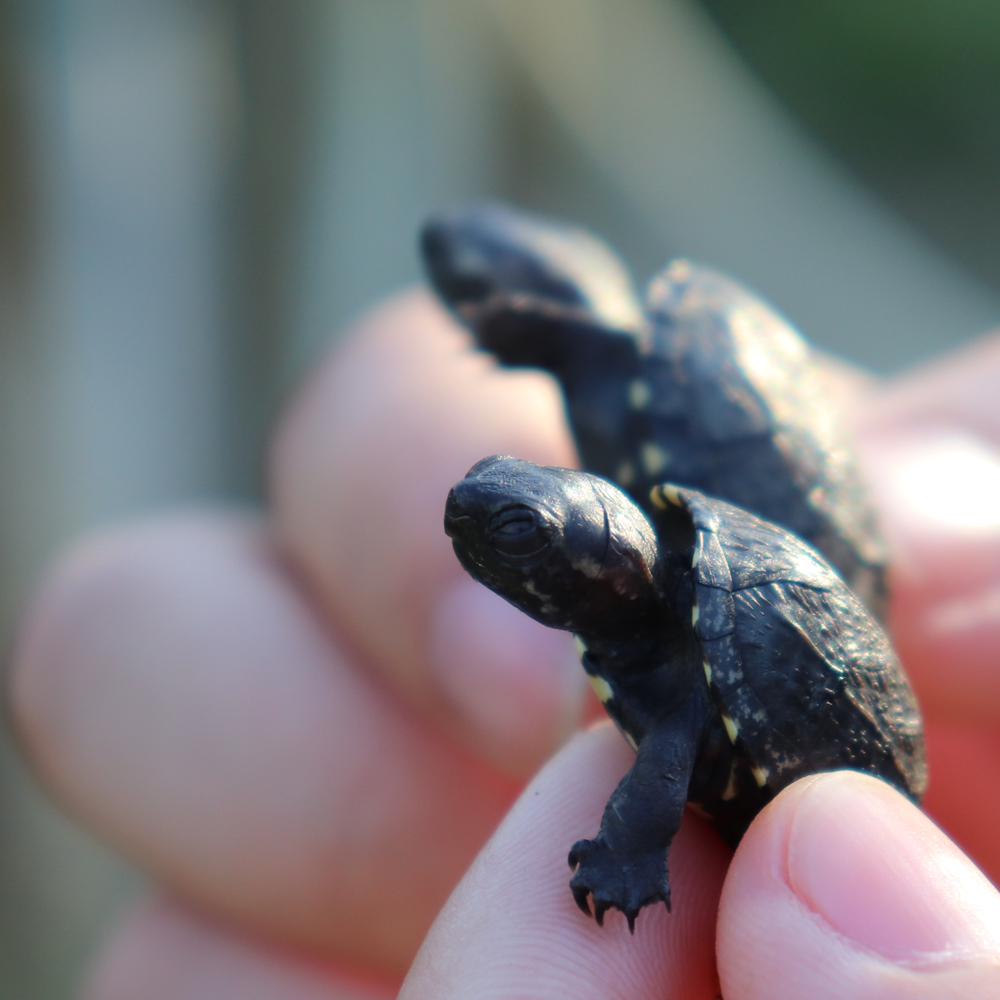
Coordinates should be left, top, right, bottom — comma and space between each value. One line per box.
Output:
569, 719, 697, 932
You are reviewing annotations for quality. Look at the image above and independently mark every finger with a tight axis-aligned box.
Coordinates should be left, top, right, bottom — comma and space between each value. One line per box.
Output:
83, 897, 397, 1000
400, 724, 731, 1000
920, 716, 1000, 887
861, 332, 1000, 442
270, 289, 586, 775
718, 771, 1000, 1000
855, 334, 1000, 723
10, 512, 517, 973
854, 335, 1000, 884
859, 425, 1000, 723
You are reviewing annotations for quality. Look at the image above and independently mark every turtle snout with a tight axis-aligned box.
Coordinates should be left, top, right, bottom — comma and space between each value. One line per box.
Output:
445, 456, 519, 539
421, 221, 493, 306
443, 486, 472, 539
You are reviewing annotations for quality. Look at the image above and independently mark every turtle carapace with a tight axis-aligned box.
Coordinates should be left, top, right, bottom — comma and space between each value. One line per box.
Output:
423, 203, 887, 618
444, 456, 925, 932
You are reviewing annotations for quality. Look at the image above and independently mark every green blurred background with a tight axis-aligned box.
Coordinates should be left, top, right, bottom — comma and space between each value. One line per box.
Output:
1, 0, 998, 995
703, 0, 1000, 295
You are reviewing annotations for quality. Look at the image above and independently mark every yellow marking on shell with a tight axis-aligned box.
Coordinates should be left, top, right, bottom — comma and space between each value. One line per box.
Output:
616, 460, 636, 487
661, 483, 682, 505
691, 540, 702, 568
650, 485, 667, 509
667, 258, 693, 283
751, 765, 770, 788
623, 730, 639, 752
691, 604, 700, 626
721, 711, 739, 744
589, 674, 614, 704
640, 441, 669, 476
702, 659, 712, 684
721, 761, 739, 801
628, 378, 652, 410
573, 635, 588, 658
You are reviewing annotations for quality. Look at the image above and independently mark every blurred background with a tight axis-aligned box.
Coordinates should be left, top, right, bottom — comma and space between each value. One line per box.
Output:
1, 0, 1000, 995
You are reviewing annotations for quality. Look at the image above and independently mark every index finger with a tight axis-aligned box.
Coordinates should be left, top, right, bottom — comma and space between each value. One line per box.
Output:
271, 290, 589, 775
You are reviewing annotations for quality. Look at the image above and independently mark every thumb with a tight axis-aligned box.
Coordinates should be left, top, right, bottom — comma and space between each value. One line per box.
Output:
718, 771, 1000, 999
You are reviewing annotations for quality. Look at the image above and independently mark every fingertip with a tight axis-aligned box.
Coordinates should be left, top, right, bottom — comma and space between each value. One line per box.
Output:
859, 331, 1000, 445
9, 510, 262, 790
719, 771, 1000, 999
859, 426, 1000, 590
855, 340, 1000, 725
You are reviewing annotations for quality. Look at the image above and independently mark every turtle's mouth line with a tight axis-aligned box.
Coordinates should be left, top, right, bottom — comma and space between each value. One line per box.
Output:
443, 513, 473, 539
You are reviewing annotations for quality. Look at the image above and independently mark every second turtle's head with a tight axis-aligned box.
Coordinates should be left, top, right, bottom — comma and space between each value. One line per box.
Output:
444, 456, 664, 637
421, 204, 647, 373
421, 203, 639, 321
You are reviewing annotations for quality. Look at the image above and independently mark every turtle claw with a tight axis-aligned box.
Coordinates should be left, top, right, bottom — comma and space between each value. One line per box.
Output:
568, 836, 671, 931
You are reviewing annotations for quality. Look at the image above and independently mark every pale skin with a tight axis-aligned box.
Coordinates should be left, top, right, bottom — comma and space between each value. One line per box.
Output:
10, 290, 1000, 999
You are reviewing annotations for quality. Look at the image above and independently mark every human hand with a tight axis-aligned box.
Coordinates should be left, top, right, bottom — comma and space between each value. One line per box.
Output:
9, 292, 1000, 998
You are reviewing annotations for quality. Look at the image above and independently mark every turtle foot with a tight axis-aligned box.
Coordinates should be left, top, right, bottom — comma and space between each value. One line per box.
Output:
568, 838, 671, 932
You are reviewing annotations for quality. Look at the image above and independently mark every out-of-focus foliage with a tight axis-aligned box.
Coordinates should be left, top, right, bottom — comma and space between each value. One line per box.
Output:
699, 0, 1000, 285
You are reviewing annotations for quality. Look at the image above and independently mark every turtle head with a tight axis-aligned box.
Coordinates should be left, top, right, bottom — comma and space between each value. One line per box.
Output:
444, 456, 665, 637
421, 204, 647, 371
421, 203, 640, 319
422, 203, 582, 312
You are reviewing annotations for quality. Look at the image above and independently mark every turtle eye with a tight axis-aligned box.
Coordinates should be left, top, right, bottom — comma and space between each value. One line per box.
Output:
489, 506, 549, 558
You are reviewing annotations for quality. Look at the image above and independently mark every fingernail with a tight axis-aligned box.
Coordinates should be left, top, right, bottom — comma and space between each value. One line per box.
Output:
429, 577, 586, 775
787, 772, 1000, 966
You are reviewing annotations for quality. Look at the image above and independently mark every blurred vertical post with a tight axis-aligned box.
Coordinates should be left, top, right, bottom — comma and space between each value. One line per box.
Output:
0, 0, 237, 996
288, 0, 511, 375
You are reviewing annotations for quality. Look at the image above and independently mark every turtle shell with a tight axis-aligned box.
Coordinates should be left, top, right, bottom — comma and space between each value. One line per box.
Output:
651, 482, 926, 802
640, 262, 886, 616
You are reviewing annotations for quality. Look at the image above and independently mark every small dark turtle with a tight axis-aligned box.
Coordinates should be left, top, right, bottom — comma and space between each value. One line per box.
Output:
423, 203, 887, 617
444, 456, 925, 931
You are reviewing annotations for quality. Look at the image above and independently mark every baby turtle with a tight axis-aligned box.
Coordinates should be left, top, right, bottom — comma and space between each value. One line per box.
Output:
423, 203, 887, 617
444, 456, 925, 931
